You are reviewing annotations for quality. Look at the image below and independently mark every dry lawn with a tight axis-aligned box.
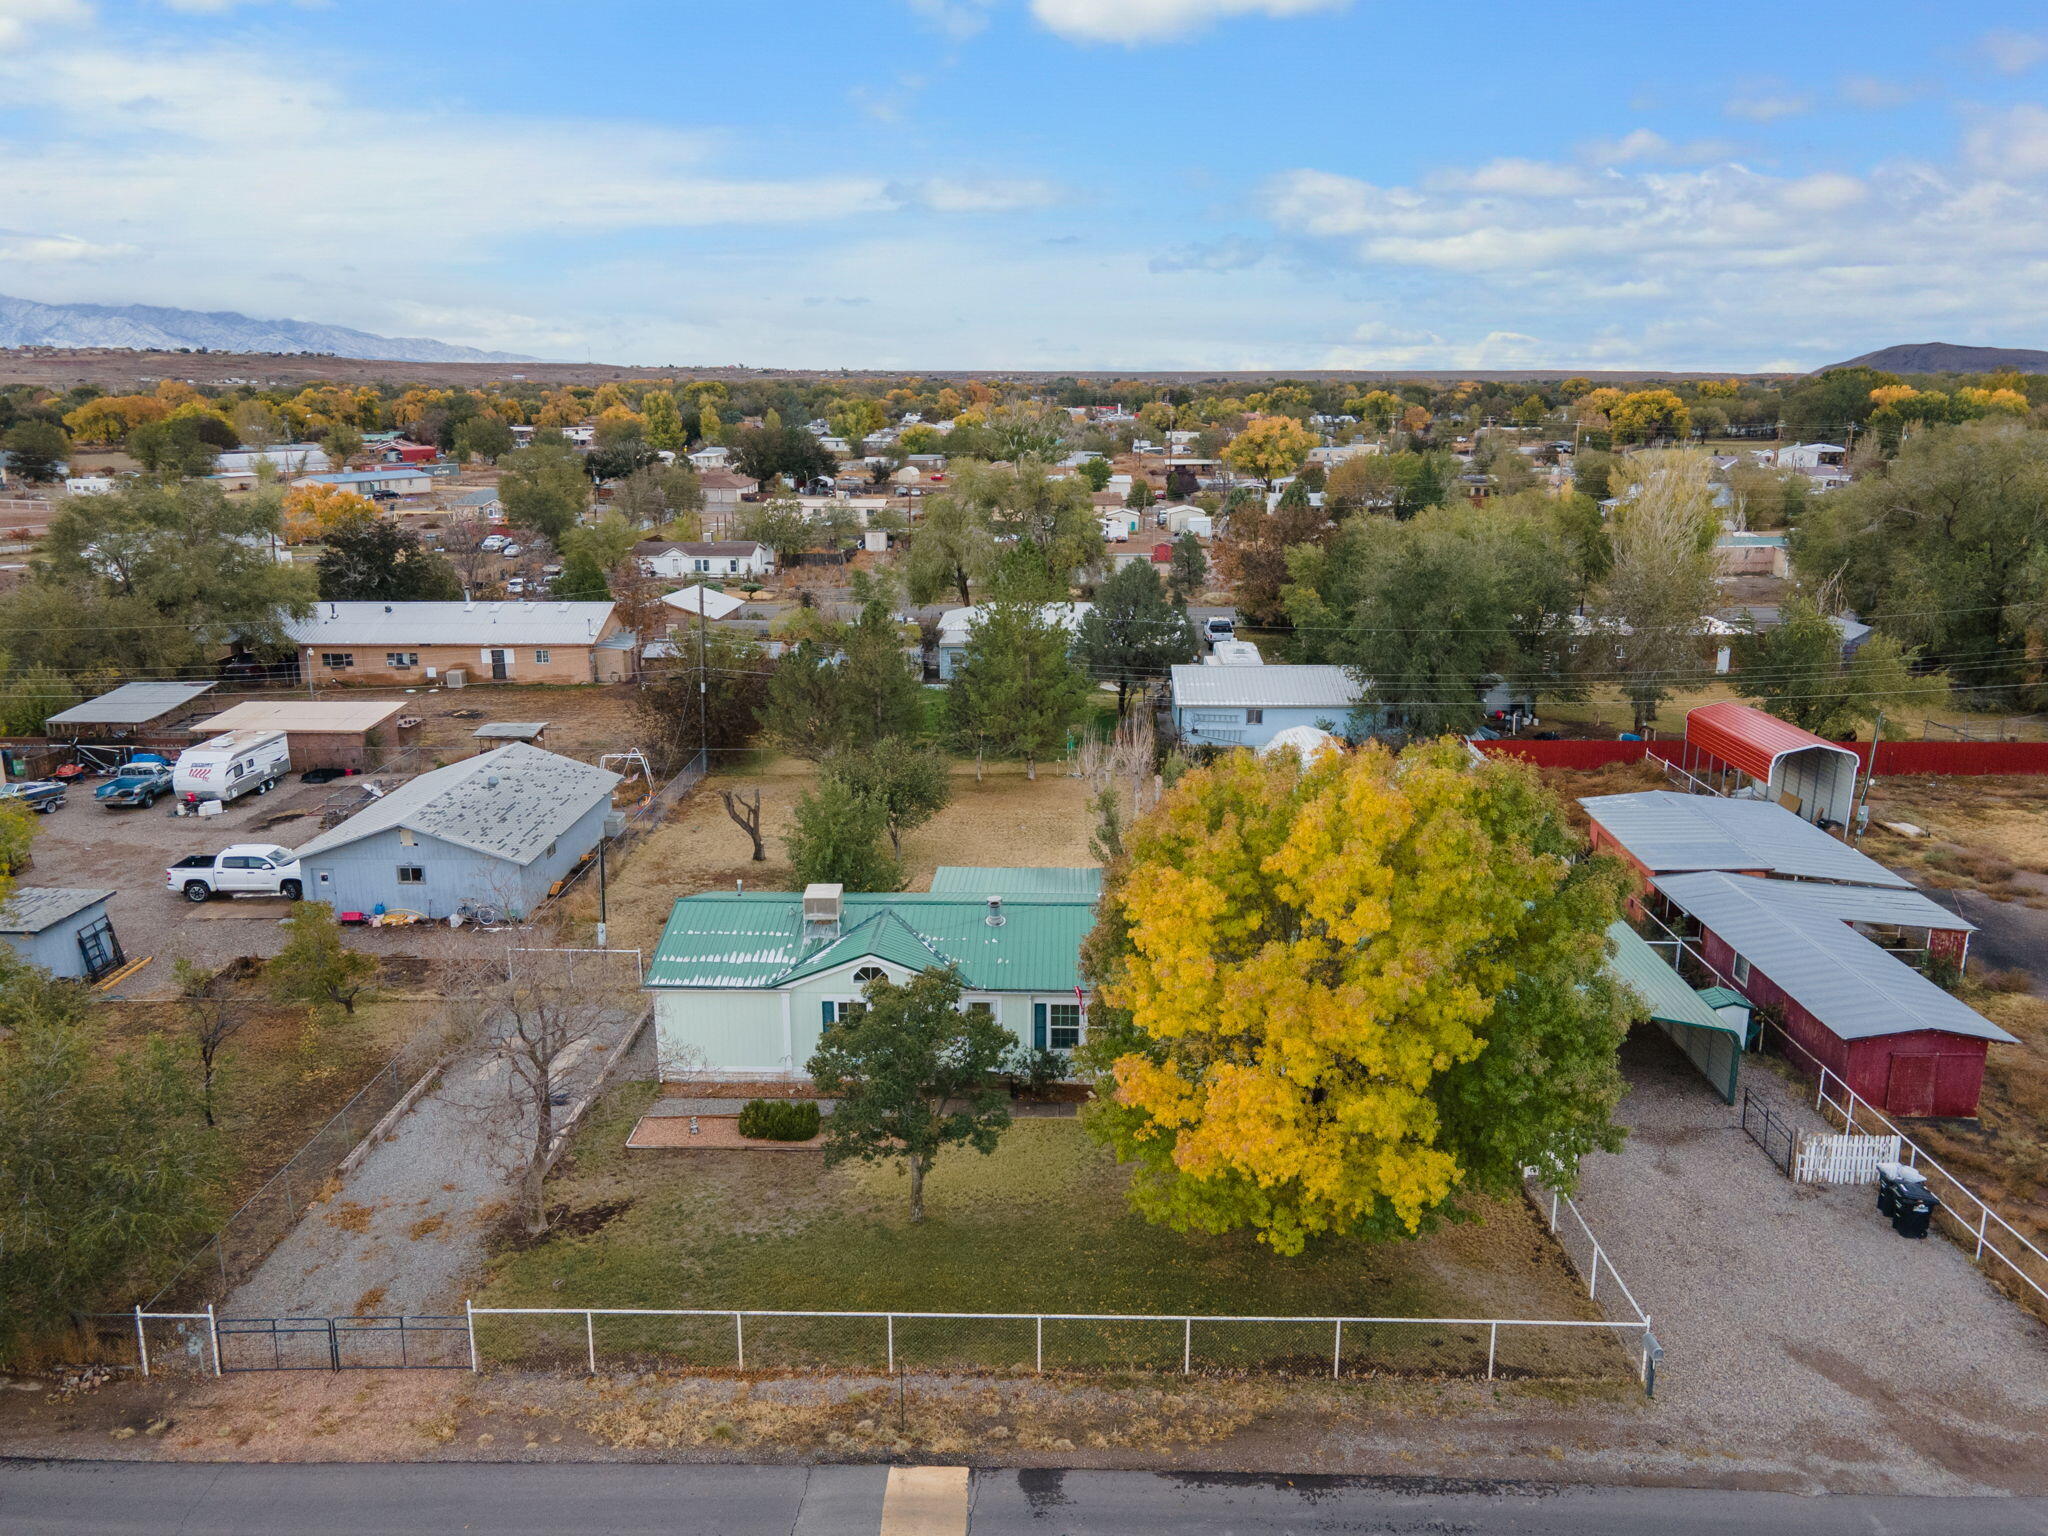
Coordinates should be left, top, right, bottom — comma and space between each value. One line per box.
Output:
566, 753, 1098, 955
1535, 680, 2048, 743
1863, 774, 2048, 907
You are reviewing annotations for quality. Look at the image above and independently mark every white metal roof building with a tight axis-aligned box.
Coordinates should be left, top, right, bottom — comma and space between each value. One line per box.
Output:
46, 681, 218, 730
1581, 791, 1911, 889
283, 600, 622, 649
1169, 664, 1361, 711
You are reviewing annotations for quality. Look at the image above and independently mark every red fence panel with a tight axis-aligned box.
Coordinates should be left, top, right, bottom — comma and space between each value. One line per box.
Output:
1473, 740, 1650, 769
1476, 738, 2048, 776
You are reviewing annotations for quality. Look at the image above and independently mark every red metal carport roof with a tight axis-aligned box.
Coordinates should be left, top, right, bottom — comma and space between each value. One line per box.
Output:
1685, 701, 1859, 784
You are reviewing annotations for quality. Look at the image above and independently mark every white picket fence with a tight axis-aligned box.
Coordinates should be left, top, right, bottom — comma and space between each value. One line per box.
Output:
1794, 1132, 1902, 1185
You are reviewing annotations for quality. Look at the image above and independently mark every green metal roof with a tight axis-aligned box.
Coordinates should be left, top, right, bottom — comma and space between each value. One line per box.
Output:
1696, 986, 1751, 1013
1605, 921, 1744, 1038
928, 866, 1103, 899
646, 891, 1094, 993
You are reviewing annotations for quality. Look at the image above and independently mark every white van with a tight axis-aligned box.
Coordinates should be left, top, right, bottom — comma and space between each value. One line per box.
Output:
173, 730, 292, 804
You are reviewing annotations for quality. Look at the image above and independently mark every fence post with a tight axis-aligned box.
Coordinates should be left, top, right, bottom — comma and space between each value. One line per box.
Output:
585, 1311, 596, 1375
281, 1163, 296, 1220
1182, 1318, 1192, 1375
734, 1312, 745, 1371
1549, 1191, 1558, 1233
134, 1306, 149, 1379
1589, 1247, 1601, 1302
1035, 1316, 1043, 1375
207, 1304, 222, 1377
1977, 1202, 1990, 1261
1331, 1321, 1342, 1381
886, 1315, 895, 1375
1486, 1322, 1498, 1381
465, 1300, 479, 1373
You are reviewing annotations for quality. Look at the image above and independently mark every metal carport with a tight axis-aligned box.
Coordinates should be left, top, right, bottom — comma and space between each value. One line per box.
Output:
1682, 701, 1862, 826
1605, 920, 1748, 1103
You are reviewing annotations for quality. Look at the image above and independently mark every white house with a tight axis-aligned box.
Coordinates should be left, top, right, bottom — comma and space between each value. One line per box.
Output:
292, 468, 435, 500
63, 475, 115, 496
689, 446, 732, 471
219, 444, 331, 476
638, 540, 775, 579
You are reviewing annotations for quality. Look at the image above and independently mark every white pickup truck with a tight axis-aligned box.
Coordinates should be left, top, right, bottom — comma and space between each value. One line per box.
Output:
166, 844, 305, 903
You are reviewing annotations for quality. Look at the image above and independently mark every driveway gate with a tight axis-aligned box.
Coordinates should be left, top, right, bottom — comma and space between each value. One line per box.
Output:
1741, 1088, 1798, 1176
216, 1315, 470, 1372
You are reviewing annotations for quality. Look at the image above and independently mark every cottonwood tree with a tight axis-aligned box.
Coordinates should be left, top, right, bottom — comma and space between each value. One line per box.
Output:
1074, 561, 1196, 713
1221, 414, 1316, 487
1600, 450, 1722, 732
903, 490, 995, 607
1214, 478, 1330, 625
806, 966, 1013, 1224
945, 601, 1092, 779
499, 439, 590, 543
1079, 743, 1632, 1254
941, 462, 1102, 597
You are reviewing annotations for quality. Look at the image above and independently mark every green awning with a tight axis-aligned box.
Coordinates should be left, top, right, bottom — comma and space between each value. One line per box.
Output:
1605, 921, 1745, 1038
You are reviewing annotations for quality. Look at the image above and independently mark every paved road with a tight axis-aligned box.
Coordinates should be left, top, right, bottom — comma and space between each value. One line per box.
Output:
5, 1461, 2048, 1534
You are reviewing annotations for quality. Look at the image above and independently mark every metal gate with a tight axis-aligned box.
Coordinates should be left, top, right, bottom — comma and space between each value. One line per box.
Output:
1741, 1088, 1798, 1176
216, 1315, 470, 1372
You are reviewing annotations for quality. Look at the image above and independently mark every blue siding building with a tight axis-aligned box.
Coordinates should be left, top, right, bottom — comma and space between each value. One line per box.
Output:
1169, 664, 1368, 750
0, 887, 123, 980
289, 743, 620, 920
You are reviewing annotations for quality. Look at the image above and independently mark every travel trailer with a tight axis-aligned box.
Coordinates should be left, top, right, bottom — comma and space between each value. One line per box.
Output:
172, 731, 292, 804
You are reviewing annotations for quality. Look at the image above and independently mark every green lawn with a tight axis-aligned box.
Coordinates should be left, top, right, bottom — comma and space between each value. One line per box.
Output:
473, 1084, 1626, 1382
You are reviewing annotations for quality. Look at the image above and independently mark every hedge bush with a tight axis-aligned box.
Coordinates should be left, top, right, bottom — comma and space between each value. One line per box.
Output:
736, 1098, 822, 1141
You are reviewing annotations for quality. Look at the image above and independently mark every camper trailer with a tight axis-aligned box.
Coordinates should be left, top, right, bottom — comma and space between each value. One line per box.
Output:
172, 731, 292, 805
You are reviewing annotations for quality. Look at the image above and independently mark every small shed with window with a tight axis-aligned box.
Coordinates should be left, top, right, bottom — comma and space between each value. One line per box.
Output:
0, 887, 123, 981
644, 873, 1098, 1080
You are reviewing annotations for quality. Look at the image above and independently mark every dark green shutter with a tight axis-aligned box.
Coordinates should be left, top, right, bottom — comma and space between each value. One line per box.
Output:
1032, 1003, 1047, 1050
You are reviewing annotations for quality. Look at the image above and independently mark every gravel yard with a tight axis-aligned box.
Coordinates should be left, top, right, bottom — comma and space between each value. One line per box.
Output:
1567, 1028, 2048, 1494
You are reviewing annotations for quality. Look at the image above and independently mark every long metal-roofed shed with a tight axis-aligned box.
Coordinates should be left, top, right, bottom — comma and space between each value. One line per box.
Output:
1651, 870, 2014, 1117
472, 721, 549, 751
186, 698, 413, 772
1605, 920, 1748, 1102
45, 681, 217, 739
1581, 790, 1911, 889
1677, 700, 1862, 826
287, 742, 620, 920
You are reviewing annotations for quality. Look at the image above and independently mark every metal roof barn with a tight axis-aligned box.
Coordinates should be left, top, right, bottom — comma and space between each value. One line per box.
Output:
46, 681, 217, 728
1580, 791, 1911, 888
1682, 701, 1862, 826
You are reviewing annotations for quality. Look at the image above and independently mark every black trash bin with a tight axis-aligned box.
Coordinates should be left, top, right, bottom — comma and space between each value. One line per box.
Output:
1877, 1161, 1940, 1238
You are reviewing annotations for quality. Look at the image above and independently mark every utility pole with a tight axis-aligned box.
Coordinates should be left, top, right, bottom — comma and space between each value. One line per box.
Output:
595, 838, 608, 950
1852, 707, 1883, 843
696, 587, 709, 774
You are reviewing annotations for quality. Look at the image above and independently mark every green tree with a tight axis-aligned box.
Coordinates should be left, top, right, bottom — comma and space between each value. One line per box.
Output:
944, 461, 1102, 597
641, 391, 689, 452
267, 902, 377, 1017
735, 499, 814, 569
0, 958, 226, 1358
561, 509, 641, 572
551, 547, 611, 600
1075, 561, 1196, 713
1213, 482, 1329, 625
806, 966, 1013, 1223
1166, 532, 1207, 603
784, 778, 901, 890
836, 600, 926, 745
1, 419, 68, 483
1125, 476, 1156, 511
1078, 743, 1631, 1254
1076, 456, 1112, 492
316, 514, 463, 601
125, 416, 219, 477
946, 601, 1092, 779
827, 738, 953, 857
1600, 451, 1721, 732
632, 628, 768, 767
499, 439, 589, 543
731, 424, 835, 491
903, 488, 996, 607
452, 415, 514, 462
613, 461, 703, 534
1734, 595, 1936, 736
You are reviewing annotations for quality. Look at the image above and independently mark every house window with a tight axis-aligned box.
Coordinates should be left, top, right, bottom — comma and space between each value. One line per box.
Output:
1732, 954, 1751, 986
397, 866, 425, 885
1245, 709, 1264, 724
1046, 1003, 1082, 1052
320, 652, 355, 669
544, 840, 557, 858
386, 652, 418, 668
853, 966, 888, 986
693, 559, 710, 573
534, 649, 552, 664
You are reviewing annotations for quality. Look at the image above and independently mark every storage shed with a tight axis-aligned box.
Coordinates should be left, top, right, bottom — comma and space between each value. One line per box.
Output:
45, 681, 218, 754
1678, 701, 1861, 826
1651, 871, 2011, 1117
0, 887, 123, 980
185, 699, 414, 772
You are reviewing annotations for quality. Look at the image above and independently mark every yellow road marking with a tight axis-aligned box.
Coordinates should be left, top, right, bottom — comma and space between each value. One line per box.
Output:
880, 1465, 970, 1536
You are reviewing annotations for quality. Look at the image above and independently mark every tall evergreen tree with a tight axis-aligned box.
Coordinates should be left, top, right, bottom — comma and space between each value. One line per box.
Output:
947, 601, 1092, 779
1075, 562, 1197, 713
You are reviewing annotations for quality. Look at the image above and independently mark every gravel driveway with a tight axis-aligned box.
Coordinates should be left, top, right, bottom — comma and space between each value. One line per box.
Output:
226, 1009, 646, 1320
1569, 1029, 2048, 1494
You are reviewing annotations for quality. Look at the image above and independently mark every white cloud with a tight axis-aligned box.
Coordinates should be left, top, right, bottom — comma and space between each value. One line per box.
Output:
897, 176, 1062, 212
1433, 158, 1591, 197
0, 0, 91, 47
1029, 0, 1350, 45
1724, 91, 1811, 123
1580, 129, 1734, 166
1979, 29, 2048, 76
903, 0, 997, 40
1839, 75, 1920, 110
0, 229, 134, 262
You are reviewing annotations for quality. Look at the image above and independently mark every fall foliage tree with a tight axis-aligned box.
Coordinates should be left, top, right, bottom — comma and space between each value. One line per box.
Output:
1080, 742, 1632, 1254
1213, 480, 1329, 625
282, 482, 379, 543
1221, 414, 1317, 487
1606, 389, 1692, 444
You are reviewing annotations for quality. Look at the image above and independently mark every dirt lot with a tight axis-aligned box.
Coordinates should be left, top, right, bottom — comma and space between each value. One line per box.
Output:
565, 753, 1098, 955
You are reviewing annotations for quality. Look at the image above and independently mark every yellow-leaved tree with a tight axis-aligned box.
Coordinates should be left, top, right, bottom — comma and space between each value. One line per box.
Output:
1080, 742, 1632, 1254
281, 483, 379, 543
1221, 413, 1317, 487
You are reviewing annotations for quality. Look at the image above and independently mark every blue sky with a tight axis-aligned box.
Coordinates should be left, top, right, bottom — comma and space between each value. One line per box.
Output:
5, 0, 2048, 369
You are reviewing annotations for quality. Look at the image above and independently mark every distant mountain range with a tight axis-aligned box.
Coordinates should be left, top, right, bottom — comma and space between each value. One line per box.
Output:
1827, 342, 2048, 374
0, 293, 536, 364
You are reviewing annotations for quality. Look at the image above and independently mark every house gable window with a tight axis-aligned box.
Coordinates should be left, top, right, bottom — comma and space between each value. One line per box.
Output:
1245, 708, 1264, 724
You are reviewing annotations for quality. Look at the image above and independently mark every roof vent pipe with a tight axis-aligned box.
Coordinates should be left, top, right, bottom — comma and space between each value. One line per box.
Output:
985, 896, 1005, 927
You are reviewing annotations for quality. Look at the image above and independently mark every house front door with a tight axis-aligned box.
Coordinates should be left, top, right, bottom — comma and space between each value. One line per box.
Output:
488, 649, 510, 681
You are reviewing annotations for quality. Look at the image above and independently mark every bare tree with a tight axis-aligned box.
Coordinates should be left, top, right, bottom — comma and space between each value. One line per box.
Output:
719, 785, 766, 861
458, 946, 642, 1237
174, 958, 246, 1129
440, 515, 496, 594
